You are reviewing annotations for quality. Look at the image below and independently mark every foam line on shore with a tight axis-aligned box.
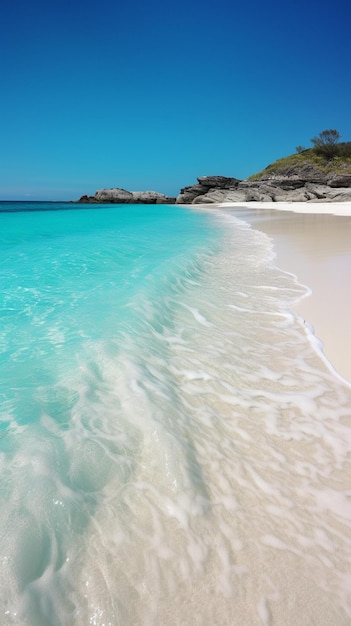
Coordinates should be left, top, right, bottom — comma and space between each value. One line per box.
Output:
215, 201, 351, 383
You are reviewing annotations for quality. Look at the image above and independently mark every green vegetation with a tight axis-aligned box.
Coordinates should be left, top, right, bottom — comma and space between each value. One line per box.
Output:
311, 129, 341, 158
249, 130, 351, 181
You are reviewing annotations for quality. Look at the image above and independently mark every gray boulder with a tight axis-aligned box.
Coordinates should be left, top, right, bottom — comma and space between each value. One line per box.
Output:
252, 177, 306, 191
197, 176, 241, 189
192, 189, 247, 204
324, 187, 351, 201
303, 184, 351, 201
273, 189, 310, 202
176, 184, 209, 204
304, 183, 331, 200
95, 188, 134, 203
327, 174, 351, 188
131, 191, 176, 204
176, 176, 242, 204
238, 181, 278, 201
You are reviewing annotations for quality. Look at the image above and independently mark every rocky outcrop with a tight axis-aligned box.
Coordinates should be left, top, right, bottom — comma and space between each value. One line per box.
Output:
176, 172, 351, 204
78, 188, 176, 204
177, 176, 241, 205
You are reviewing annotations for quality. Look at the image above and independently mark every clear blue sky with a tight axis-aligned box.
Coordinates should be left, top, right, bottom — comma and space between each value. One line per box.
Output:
1, 0, 350, 200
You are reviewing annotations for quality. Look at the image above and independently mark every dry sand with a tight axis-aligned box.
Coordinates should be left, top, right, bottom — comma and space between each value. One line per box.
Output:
218, 202, 351, 384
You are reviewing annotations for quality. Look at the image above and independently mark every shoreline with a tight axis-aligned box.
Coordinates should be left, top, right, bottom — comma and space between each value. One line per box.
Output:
218, 200, 351, 216
215, 201, 351, 383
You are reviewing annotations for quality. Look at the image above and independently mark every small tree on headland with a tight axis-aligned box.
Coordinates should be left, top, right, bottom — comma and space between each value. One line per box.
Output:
296, 145, 306, 154
311, 129, 341, 158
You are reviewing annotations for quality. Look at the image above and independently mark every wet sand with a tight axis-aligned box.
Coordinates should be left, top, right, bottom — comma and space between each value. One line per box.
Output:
218, 202, 351, 384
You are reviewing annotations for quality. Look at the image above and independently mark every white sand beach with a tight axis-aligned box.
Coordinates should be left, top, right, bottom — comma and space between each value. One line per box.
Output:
217, 202, 351, 383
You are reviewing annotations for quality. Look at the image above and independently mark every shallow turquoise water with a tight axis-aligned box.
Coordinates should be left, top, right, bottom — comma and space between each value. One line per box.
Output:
0, 202, 350, 625
0, 203, 220, 424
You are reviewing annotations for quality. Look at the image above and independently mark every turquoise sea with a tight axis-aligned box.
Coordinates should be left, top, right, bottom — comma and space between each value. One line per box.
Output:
1, 202, 350, 625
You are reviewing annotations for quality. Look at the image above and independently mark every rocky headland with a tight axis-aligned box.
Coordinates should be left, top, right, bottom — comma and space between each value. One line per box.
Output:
176, 144, 351, 204
77, 140, 351, 205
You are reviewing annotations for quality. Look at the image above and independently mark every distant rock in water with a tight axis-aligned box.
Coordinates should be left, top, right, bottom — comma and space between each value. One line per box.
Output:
77, 188, 176, 204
